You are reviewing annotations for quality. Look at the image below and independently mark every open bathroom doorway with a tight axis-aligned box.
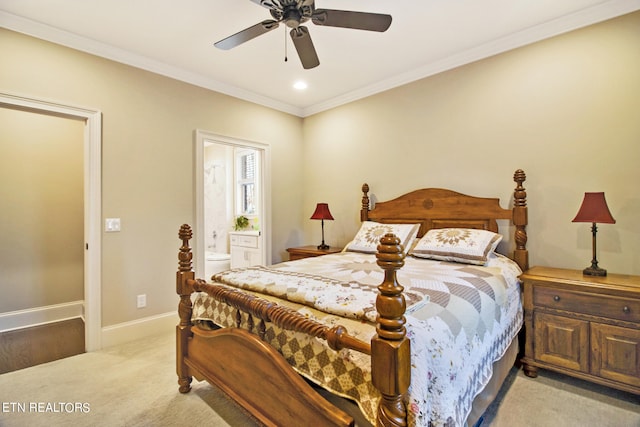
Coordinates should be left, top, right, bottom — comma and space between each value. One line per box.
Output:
194, 130, 271, 278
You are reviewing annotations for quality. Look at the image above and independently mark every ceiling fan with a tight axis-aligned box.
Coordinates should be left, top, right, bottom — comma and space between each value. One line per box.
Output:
214, 0, 392, 69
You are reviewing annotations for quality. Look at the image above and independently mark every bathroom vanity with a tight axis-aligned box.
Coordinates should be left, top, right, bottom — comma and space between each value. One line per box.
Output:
229, 230, 263, 268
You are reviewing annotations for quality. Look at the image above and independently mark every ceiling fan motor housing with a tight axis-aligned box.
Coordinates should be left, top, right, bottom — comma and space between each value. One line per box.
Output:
270, 2, 313, 28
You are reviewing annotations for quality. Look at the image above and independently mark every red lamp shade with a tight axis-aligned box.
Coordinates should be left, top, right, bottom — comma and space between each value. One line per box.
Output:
572, 192, 616, 224
310, 203, 334, 221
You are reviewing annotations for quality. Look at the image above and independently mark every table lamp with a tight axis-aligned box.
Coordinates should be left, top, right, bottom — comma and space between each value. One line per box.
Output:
572, 192, 616, 276
310, 203, 334, 250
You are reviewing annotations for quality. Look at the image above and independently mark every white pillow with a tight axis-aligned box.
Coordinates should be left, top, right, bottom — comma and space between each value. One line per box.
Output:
346, 221, 420, 254
410, 228, 502, 265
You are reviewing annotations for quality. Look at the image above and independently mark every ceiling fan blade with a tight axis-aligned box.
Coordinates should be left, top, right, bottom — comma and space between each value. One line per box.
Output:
290, 26, 319, 70
214, 20, 280, 50
312, 9, 392, 32
250, 0, 282, 10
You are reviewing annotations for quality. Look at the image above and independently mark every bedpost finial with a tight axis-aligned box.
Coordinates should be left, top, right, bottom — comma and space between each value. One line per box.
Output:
361, 183, 371, 222
375, 233, 407, 341
376, 233, 405, 271
513, 170, 527, 208
179, 224, 193, 241
178, 224, 193, 272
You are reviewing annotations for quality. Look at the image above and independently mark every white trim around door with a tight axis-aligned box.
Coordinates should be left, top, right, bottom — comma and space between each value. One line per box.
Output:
0, 92, 102, 351
194, 130, 272, 277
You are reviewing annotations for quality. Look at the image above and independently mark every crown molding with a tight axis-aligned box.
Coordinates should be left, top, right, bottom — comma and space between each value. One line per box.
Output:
0, 11, 304, 117
2, 0, 639, 118
301, 0, 640, 117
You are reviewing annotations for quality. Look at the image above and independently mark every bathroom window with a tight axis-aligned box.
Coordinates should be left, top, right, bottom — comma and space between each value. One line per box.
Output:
236, 149, 258, 215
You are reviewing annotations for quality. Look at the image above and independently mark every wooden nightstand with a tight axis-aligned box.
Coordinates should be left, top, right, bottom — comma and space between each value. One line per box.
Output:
520, 266, 640, 395
286, 245, 342, 261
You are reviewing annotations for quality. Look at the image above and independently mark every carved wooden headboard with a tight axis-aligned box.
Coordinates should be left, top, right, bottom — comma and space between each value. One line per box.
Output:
360, 169, 528, 270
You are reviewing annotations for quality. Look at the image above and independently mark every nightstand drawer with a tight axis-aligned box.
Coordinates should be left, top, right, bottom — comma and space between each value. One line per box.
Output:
286, 246, 342, 261
533, 285, 640, 323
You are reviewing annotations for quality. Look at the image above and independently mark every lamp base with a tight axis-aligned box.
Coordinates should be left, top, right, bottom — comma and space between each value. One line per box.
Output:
317, 244, 330, 250
583, 266, 607, 277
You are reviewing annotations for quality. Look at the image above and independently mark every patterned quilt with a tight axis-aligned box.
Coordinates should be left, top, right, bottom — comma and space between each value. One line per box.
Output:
192, 251, 522, 427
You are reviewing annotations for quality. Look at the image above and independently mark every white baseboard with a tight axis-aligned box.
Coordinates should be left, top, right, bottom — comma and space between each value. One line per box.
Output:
100, 311, 178, 348
0, 301, 84, 333
0, 304, 178, 349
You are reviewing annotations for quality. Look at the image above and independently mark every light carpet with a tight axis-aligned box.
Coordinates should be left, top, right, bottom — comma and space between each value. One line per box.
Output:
0, 332, 637, 426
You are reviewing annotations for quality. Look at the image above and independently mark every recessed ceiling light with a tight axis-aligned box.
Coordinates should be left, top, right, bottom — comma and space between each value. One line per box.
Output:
293, 81, 308, 90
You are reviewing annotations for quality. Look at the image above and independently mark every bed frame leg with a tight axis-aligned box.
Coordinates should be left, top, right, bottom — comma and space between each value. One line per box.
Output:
176, 324, 192, 393
177, 224, 195, 393
372, 234, 411, 427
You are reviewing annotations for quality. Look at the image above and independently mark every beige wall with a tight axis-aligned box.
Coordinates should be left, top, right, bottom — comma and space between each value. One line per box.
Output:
0, 108, 84, 312
0, 28, 304, 326
302, 11, 640, 275
1, 10, 638, 330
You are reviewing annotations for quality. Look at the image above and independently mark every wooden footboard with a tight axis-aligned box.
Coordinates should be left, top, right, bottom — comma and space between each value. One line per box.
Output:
176, 225, 411, 427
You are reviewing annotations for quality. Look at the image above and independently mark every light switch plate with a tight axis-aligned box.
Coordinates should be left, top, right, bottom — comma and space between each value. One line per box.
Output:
136, 294, 146, 308
105, 218, 121, 232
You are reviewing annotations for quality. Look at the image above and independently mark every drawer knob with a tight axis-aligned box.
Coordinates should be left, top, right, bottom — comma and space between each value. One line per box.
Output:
553, 295, 561, 302
623, 306, 630, 314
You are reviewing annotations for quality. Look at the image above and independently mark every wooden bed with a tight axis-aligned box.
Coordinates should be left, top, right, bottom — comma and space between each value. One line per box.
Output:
176, 169, 528, 427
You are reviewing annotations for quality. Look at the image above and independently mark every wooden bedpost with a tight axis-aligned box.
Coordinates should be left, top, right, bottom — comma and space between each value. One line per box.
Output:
372, 233, 411, 427
512, 170, 529, 271
177, 224, 195, 393
361, 183, 370, 222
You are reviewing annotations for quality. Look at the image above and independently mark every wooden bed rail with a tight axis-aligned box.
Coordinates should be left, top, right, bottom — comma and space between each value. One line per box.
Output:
190, 278, 372, 356
178, 223, 371, 352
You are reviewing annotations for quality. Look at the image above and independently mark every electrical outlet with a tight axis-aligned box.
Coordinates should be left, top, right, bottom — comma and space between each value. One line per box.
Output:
136, 294, 146, 308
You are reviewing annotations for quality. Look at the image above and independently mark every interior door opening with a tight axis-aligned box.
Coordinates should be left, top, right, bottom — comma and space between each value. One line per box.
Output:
194, 130, 271, 278
0, 92, 102, 352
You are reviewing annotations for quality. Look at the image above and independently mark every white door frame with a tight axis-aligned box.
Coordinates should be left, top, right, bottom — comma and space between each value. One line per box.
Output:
194, 130, 271, 277
0, 92, 102, 351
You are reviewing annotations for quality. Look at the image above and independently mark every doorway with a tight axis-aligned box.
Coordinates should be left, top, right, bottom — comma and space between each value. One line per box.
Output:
0, 92, 102, 352
194, 130, 271, 277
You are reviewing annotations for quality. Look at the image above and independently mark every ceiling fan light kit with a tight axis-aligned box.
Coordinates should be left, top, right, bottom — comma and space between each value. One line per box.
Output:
214, 0, 392, 69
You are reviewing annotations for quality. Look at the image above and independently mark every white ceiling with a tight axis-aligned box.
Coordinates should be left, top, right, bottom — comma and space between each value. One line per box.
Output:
1, 0, 639, 117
